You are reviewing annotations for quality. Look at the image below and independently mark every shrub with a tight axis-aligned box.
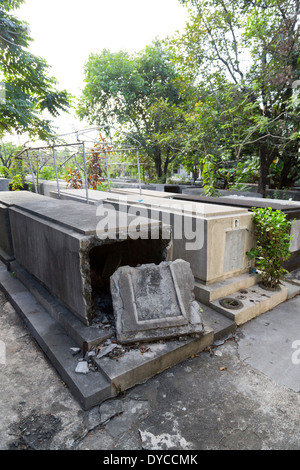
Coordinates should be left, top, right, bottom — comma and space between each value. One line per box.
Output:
10, 174, 24, 191
246, 207, 293, 289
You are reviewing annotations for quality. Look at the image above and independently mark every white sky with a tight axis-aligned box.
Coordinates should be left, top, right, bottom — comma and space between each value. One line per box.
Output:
14, 0, 189, 138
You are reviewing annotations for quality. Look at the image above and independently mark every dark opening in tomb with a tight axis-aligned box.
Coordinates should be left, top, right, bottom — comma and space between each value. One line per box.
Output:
89, 238, 166, 323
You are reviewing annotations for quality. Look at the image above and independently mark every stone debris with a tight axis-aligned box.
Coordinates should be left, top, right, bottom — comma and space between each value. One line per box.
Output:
70, 347, 81, 356
75, 361, 89, 375
96, 343, 123, 359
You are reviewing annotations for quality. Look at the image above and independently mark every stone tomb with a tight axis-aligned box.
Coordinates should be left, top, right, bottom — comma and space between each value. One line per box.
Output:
50, 187, 255, 286
0, 192, 217, 409
48, 188, 291, 327
3, 193, 171, 326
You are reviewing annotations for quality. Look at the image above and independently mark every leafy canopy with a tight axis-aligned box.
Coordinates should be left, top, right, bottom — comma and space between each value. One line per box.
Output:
173, 0, 300, 192
0, 0, 71, 139
78, 40, 188, 178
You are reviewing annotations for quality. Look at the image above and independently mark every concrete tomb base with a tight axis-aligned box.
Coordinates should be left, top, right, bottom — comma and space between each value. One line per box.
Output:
1, 190, 296, 408
1, 192, 171, 325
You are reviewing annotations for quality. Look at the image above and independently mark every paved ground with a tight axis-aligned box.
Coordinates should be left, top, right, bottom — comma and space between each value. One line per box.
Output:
1, 288, 300, 451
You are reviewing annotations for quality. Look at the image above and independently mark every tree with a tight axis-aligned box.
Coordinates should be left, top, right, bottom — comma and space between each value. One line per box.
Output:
175, 0, 300, 194
77, 40, 187, 179
0, 0, 71, 139
0, 140, 23, 175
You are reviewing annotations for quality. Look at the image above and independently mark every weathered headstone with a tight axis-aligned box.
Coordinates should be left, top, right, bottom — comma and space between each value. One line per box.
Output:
110, 259, 204, 344
0, 179, 9, 192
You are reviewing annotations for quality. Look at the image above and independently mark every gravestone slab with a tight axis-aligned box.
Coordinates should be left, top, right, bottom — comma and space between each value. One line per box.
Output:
110, 259, 204, 344
0, 179, 9, 191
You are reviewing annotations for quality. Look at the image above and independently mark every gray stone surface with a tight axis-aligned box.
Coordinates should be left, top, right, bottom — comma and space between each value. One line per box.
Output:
0, 263, 112, 410
290, 220, 300, 252
110, 259, 204, 344
0, 179, 9, 192
237, 295, 300, 392
1, 287, 300, 450
223, 229, 246, 272
286, 268, 300, 286
0, 191, 55, 263
0, 260, 213, 410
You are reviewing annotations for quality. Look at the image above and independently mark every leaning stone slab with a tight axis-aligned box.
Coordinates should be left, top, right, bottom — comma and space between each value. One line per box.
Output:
110, 259, 204, 344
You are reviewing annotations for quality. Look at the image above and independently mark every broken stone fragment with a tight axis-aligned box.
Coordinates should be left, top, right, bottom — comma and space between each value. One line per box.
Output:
110, 259, 204, 345
96, 343, 123, 359
84, 350, 96, 361
75, 361, 89, 374
70, 347, 81, 356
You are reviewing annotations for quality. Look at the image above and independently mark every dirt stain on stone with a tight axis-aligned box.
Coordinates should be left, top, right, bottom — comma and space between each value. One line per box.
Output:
9, 411, 62, 450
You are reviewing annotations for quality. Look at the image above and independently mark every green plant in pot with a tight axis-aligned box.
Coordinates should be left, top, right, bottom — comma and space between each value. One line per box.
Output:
246, 207, 293, 290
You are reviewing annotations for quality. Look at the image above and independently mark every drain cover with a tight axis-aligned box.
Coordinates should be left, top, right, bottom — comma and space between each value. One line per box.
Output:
219, 297, 244, 310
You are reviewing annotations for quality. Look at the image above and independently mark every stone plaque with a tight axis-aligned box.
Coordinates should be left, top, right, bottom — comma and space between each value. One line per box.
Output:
110, 259, 204, 344
223, 229, 246, 273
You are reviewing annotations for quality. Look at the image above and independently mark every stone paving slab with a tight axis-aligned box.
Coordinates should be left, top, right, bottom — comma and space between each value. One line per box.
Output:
96, 327, 214, 393
211, 283, 289, 326
237, 294, 300, 392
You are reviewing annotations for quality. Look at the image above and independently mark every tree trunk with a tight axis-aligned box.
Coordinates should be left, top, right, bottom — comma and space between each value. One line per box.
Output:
154, 146, 162, 179
258, 147, 271, 197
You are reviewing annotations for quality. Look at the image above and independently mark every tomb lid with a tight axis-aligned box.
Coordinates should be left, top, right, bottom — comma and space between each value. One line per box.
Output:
0, 191, 49, 207
172, 194, 300, 216
8, 197, 161, 235
52, 188, 249, 218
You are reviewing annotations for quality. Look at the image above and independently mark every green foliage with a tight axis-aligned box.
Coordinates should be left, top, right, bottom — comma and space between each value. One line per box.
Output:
76, 0, 299, 192
235, 157, 260, 184
77, 40, 187, 178
39, 166, 58, 181
10, 173, 24, 190
0, 1, 71, 139
246, 207, 293, 289
0, 141, 22, 172
172, 0, 300, 193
